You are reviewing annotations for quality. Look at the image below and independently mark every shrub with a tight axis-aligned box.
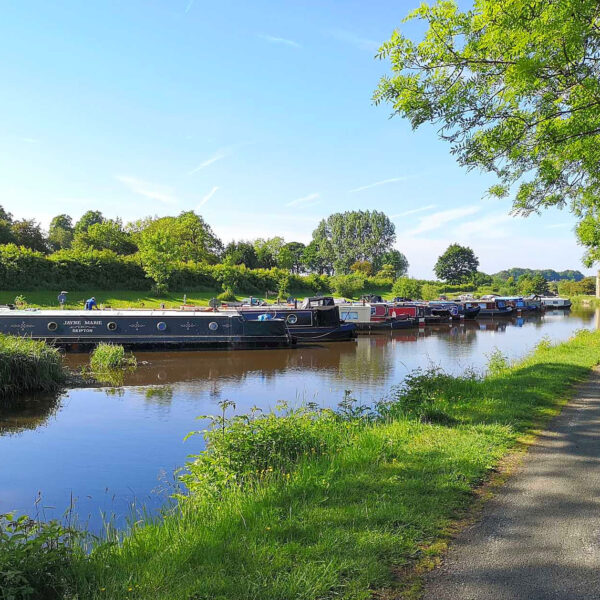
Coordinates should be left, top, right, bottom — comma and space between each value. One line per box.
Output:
392, 277, 422, 299
331, 274, 365, 298
421, 283, 440, 301
217, 288, 237, 302
0, 513, 79, 600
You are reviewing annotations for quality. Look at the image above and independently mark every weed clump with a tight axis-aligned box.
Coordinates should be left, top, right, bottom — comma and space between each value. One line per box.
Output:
0, 335, 66, 397
89, 344, 136, 371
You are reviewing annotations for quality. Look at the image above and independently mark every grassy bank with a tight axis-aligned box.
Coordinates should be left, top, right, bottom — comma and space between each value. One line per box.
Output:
571, 294, 600, 307
5, 331, 600, 599
0, 334, 66, 397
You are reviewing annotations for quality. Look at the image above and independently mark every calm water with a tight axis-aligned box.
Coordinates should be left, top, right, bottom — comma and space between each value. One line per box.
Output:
1, 309, 597, 530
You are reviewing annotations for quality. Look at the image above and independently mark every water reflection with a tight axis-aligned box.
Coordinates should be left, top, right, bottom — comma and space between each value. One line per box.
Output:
1, 309, 597, 530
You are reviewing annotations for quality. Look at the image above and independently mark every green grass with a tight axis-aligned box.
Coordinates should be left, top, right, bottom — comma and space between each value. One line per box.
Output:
39, 330, 600, 600
0, 334, 66, 397
571, 294, 600, 307
89, 344, 137, 371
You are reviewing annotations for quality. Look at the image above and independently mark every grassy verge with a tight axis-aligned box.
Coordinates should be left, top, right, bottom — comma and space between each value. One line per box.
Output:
0, 334, 66, 397
4, 331, 600, 599
571, 294, 600, 307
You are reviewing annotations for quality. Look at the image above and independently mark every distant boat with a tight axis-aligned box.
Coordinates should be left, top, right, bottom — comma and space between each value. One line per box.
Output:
0, 308, 293, 350
461, 299, 514, 318
338, 301, 417, 332
540, 296, 572, 309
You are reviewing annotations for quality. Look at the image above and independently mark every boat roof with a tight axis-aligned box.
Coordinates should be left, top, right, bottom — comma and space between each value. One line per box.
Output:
0, 308, 242, 317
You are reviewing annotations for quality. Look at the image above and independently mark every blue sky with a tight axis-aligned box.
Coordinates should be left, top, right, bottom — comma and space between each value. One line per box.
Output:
0, 0, 585, 278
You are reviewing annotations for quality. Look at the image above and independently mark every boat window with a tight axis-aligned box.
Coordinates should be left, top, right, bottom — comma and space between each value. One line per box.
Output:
107, 322, 117, 331
286, 314, 298, 325
209, 321, 219, 331
341, 311, 358, 320
47, 321, 58, 331
157, 321, 167, 331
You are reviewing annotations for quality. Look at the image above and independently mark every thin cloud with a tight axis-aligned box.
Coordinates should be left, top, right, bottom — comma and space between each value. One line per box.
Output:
286, 192, 320, 207
406, 206, 481, 236
184, 0, 194, 14
197, 186, 220, 208
329, 29, 379, 52
452, 213, 513, 239
20, 137, 40, 144
189, 150, 226, 174
258, 34, 300, 48
391, 204, 438, 218
349, 177, 409, 193
116, 176, 177, 205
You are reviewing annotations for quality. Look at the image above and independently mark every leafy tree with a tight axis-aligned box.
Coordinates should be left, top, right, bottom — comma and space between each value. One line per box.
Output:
281, 242, 306, 273
223, 241, 259, 268
311, 211, 396, 274
473, 271, 493, 287
350, 260, 373, 276
392, 277, 422, 300
0, 206, 14, 245
73, 220, 137, 255
253, 237, 285, 269
378, 249, 408, 277
302, 238, 333, 275
375, 0, 600, 220
376, 264, 397, 279
74, 210, 104, 234
518, 273, 548, 296
11, 219, 48, 253
434, 243, 479, 284
48, 214, 74, 251
331, 274, 365, 298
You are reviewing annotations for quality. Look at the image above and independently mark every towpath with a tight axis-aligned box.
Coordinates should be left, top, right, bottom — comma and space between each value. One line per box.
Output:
423, 368, 600, 600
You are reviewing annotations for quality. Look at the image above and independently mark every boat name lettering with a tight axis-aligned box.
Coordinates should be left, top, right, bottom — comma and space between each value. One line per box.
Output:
84, 320, 102, 326
72, 328, 93, 333
63, 320, 81, 325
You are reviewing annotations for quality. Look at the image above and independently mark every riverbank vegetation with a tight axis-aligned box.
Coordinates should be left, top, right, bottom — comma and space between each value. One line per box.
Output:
89, 344, 137, 371
0, 334, 66, 397
6, 330, 597, 600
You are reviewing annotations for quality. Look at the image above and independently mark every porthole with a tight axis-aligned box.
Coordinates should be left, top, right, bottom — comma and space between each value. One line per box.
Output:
107, 322, 117, 331
157, 321, 167, 331
47, 321, 58, 332
286, 314, 298, 325
208, 321, 219, 331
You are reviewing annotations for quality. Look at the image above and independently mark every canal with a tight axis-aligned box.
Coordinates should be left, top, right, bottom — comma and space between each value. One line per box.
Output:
1, 308, 597, 531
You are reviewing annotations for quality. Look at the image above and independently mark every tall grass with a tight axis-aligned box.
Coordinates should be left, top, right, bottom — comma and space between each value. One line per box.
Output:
0, 334, 66, 397
8, 331, 600, 600
89, 344, 137, 371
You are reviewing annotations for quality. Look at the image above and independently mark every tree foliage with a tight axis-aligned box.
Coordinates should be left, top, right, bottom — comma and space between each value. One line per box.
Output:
375, 0, 600, 220
74, 210, 104, 234
48, 214, 74, 251
434, 243, 479, 284
11, 219, 48, 253
392, 277, 422, 300
310, 211, 396, 274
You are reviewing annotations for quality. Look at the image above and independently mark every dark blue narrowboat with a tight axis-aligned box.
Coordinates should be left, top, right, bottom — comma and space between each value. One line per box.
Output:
230, 297, 356, 342
0, 308, 293, 350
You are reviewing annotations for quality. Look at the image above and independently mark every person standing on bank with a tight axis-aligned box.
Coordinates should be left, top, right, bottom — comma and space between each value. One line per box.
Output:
84, 296, 98, 310
57, 291, 68, 309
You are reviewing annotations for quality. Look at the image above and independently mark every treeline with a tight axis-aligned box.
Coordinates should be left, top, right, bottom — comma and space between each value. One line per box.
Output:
493, 268, 584, 282
0, 207, 409, 292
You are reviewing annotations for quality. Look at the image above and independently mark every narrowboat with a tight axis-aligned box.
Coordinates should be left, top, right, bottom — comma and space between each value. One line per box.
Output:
338, 302, 417, 332
461, 299, 514, 317
225, 297, 356, 342
540, 296, 572, 309
0, 308, 293, 350
494, 296, 540, 312
428, 301, 481, 320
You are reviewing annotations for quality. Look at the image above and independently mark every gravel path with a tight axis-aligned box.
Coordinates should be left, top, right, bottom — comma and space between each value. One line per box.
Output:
423, 369, 600, 600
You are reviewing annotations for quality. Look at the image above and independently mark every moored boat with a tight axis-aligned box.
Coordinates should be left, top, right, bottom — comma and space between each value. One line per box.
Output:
226, 296, 356, 342
0, 308, 294, 350
461, 298, 514, 318
540, 296, 572, 309
338, 302, 417, 332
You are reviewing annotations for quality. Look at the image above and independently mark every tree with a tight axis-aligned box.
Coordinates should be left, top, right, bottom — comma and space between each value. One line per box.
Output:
302, 238, 333, 275
518, 273, 548, 296
223, 241, 259, 268
48, 214, 74, 251
375, 0, 600, 220
73, 219, 137, 255
281, 242, 306, 273
0, 205, 14, 245
350, 260, 373, 276
392, 277, 422, 300
253, 237, 285, 269
74, 210, 104, 234
377, 264, 397, 279
11, 219, 48, 253
421, 283, 440, 301
310, 211, 396, 274
434, 244, 479, 284
378, 249, 409, 277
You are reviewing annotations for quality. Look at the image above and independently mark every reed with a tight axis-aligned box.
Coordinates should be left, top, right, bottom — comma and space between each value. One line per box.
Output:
89, 344, 137, 371
0, 334, 66, 397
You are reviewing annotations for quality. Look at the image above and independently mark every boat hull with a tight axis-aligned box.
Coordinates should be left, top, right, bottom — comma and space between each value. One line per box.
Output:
355, 318, 417, 333
0, 311, 293, 350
